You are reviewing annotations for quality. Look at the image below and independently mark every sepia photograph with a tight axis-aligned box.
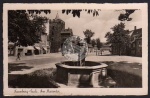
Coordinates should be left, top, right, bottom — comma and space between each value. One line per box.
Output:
3, 3, 148, 96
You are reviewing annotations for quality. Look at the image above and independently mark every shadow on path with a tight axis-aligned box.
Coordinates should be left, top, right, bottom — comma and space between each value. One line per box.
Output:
8, 63, 33, 73
8, 68, 59, 88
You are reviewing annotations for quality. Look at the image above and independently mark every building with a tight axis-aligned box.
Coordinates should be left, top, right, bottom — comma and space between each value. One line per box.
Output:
100, 44, 111, 52
8, 43, 35, 56
49, 13, 73, 53
88, 44, 94, 52
129, 26, 142, 57
61, 28, 73, 47
110, 26, 142, 56
49, 13, 65, 53
34, 32, 49, 55
8, 26, 49, 56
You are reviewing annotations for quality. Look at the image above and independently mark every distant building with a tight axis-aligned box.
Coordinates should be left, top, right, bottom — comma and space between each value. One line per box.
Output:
8, 44, 35, 56
110, 26, 142, 57
88, 44, 94, 52
49, 13, 65, 53
100, 44, 111, 52
8, 29, 49, 56
49, 13, 73, 53
34, 32, 49, 55
129, 26, 142, 57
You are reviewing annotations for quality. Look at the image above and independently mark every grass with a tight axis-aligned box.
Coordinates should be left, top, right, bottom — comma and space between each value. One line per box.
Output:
101, 61, 142, 88
8, 68, 59, 88
8, 61, 142, 88
8, 63, 33, 73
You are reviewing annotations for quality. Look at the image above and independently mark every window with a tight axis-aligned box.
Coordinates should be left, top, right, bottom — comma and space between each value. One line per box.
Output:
52, 31, 54, 35
51, 38, 54, 41
52, 26, 55, 29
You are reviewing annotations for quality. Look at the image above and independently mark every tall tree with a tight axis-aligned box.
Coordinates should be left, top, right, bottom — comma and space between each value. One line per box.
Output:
83, 29, 94, 44
105, 22, 130, 55
96, 38, 102, 50
8, 10, 48, 47
91, 39, 96, 47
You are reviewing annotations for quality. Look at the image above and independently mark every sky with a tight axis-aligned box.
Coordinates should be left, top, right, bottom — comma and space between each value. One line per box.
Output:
43, 10, 142, 42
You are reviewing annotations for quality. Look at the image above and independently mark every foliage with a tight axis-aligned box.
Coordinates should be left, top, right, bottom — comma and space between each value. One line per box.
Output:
25, 9, 135, 20
62, 9, 100, 18
83, 29, 95, 44
118, 10, 135, 21
105, 22, 130, 55
96, 38, 102, 49
8, 10, 48, 46
91, 39, 96, 47
28, 10, 51, 15
26, 9, 100, 18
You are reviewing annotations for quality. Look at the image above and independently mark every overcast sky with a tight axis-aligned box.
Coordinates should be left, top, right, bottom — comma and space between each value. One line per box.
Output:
43, 10, 141, 42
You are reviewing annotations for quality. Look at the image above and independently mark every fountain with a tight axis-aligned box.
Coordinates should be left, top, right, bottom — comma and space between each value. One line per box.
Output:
55, 36, 116, 87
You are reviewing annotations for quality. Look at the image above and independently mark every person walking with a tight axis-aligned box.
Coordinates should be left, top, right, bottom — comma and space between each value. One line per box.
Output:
16, 52, 21, 61
101, 49, 103, 56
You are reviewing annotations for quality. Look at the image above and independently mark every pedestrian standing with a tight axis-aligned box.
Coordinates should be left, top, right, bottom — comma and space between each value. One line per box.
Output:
16, 52, 21, 61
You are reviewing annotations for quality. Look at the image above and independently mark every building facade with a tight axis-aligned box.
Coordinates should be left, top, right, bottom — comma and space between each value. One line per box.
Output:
49, 14, 65, 53
130, 27, 142, 57
49, 13, 73, 53
8, 29, 49, 56
61, 28, 73, 47
34, 32, 49, 55
110, 26, 142, 57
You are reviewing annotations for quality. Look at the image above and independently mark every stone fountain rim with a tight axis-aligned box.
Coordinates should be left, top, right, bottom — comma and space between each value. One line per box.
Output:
55, 61, 108, 69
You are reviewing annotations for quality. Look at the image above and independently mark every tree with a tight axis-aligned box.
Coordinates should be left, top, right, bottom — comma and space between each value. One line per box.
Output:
96, 38, 102, 50
62, 9, 100, 18
105, 22, 130, 55
118, 10, 135, 21
91, 39, 96, 47
83, 29, 94, 44
27, 9, 135, 20
8, 10, 48, 47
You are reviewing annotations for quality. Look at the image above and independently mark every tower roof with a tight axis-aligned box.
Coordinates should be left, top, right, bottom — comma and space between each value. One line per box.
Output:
55, 12, 59, 20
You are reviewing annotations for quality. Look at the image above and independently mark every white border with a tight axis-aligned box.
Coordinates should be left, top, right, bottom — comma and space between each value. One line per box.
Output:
3, 3, 148, 96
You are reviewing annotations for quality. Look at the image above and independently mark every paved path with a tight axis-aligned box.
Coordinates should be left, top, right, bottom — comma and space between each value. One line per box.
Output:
9, 53, 66, 74
8, 52, 142, 74
87, 54, 142, 63
9, 53, 64, 62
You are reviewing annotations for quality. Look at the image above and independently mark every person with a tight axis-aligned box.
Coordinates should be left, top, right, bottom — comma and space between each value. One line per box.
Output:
101, 50, 103, 56
16, 52, 21, 61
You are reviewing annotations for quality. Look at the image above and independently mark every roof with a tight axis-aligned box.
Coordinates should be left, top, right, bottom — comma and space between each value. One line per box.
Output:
61, 28, 73, 35
101, 42, 111, 47
131, 28, 142, 37
129, 30, 134, 36
130, 28, 142, 43
55, 13, 59, 20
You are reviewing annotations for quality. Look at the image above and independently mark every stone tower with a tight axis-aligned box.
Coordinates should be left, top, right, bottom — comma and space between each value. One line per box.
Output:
49, 13, 65, 53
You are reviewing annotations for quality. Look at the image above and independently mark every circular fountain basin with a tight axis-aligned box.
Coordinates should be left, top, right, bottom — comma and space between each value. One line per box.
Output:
55, 61, 108, 87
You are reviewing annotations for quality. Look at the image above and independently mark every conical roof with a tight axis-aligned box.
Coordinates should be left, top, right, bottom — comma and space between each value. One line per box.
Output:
55, 12, 59, 20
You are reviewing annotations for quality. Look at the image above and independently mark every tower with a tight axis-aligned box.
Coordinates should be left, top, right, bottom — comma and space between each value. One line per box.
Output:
49, 13, 65, 53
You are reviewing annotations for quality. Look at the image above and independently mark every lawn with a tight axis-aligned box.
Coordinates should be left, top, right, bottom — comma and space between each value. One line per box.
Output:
102, 61, 142, 88
8, 61, 142, 88
9, 68, 59, 88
